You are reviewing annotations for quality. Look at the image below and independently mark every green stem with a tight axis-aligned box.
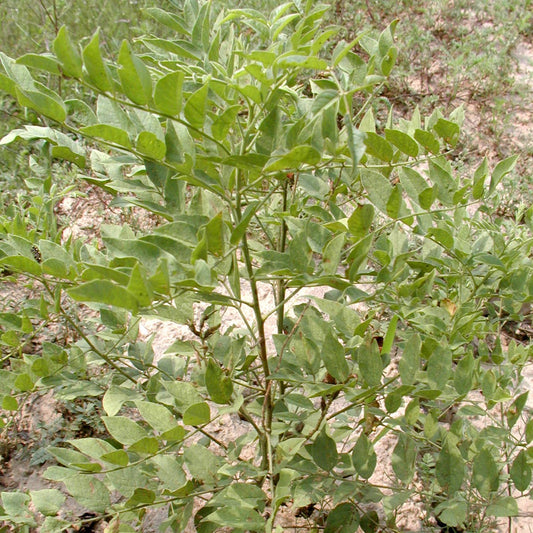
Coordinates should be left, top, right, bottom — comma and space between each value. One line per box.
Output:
276, 181, 289, 336
234, 169, 272, 476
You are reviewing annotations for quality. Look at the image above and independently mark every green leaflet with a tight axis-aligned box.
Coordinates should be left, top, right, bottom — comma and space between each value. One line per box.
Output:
48, 447, 90, 468
325, 502, 360, 533
345, 114, 366, 171
265, 145, 321, 171
63, 476, 110, 513
154, 71, 184, 116
299, 173, 330, 199
454, 352, 475, 395
361, 170, 392, 216
427, 227, 454, 250
143, 37, 202, 61
348, 204, 374, 241
359, 107, 376, 133
191, 1, 212, 52
14, 373, 34, 392
68, 280, 139, 313
486, 497, 519, 517
391, 433, 416, 483
102, 384, 142, 421
472, 448, 500, 497
205, 506, 264, 532
102, 416, 148, 446
0, 256, 42, 276
118, 40, 152, 105
507, 392, 528, 429
436, 438, 465, 494
165, 119, 195, 172
80, 124, 132, 149
136, 131, 166, 160
231, 201, 259, 245
125, 488, 156, 507
490, 155, 518, 193
212, 105, 241, 141
16, 87, 66, 123
473, 157, 489, 199
204, 212, 225, 257
347, 234, 372, 280
135, 400, 179, 433
183, 402, 211, 425
2, 396, 18, 411
144, 7, 190, 35
0, 492, 31, 521
105, 464, 149, 498
275, 54, 328, 70
357, 338, 382, 387
183, 444, 220, 482
205, 358, 233, 404
30, 490, 65, 517
163, 381, 202, 412
427, 345, 452, 389
67, 96, 97, 123
381, 315, 398, 356
16, 54, 61, 75
428, 160, 457, 206
53, 26, 82, 78
184, 83, 209, 130
256, 107, 281, 155
433, 118, 460, 146
352, 433, 377, 479
434, 500, 467, 528
510, 450, 531, 492
0, 72, 16, 97
0, 125, 85, 167
364, 132, 393, 162
322, 330, 350, 383
101, 450, 129, 467
151, 455, 188, 491
82, 30, 113, 92
322, 233, 345, 275
40, 239, 77, 279
414, 128, 440, 154
103, 237, 166, 272
384, 128, 418, 157
70, 438, 116, 459
129, 437, 159, 455
308, 426, 338, 471
310, 89, 338, 114
400, 167, 427, 206
0, 52, 35, 90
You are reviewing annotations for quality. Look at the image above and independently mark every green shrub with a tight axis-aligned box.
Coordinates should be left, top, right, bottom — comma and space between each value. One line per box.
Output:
0, 1, 531, 531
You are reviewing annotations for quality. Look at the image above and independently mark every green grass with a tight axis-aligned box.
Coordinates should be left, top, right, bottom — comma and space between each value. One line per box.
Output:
0, 0, 179, 56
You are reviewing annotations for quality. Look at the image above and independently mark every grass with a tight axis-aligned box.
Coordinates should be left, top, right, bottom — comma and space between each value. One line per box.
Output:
0, 0, 179, 57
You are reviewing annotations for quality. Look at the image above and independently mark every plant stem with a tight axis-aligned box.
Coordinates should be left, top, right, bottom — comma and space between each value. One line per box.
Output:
276, 180, 288, 336
234, 169, 272, 477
